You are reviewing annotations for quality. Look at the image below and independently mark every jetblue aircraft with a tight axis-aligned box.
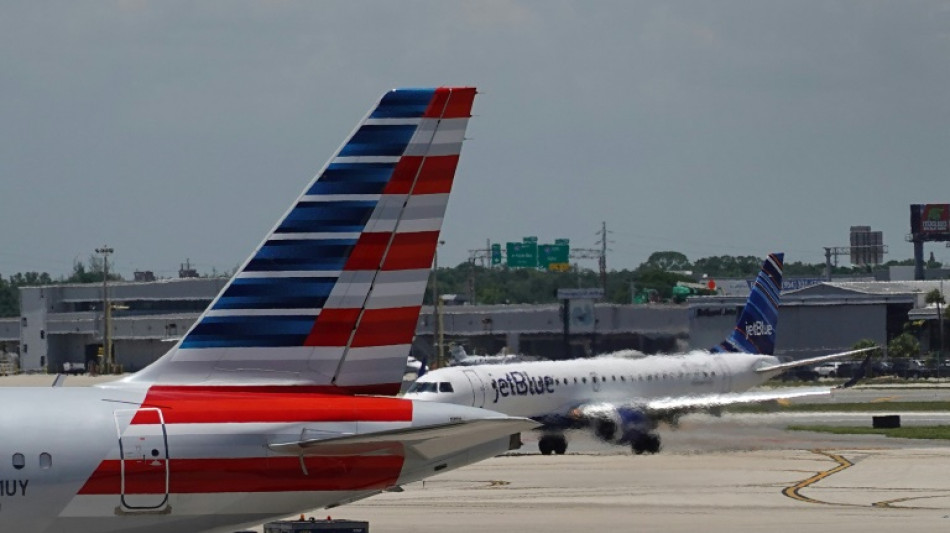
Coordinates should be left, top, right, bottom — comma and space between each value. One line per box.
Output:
0, 87, 536, 533
406, 253, 872, 455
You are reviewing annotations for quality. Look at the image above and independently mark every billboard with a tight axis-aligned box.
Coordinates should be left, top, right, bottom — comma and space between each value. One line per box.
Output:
911, 204, 950, 238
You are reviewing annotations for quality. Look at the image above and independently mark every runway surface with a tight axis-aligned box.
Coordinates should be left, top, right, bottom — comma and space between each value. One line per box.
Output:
248, 415, 950, 533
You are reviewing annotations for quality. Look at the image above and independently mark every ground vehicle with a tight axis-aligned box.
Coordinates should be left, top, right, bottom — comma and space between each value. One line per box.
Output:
891, 359, 928, 379
815, 361, 842, 378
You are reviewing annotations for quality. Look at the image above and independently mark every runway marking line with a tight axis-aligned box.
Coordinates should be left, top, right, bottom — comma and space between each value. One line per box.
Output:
784, 450, 950, 509
782, 449, 857, 506
872, 494, 949, 509
870, 396, 898, 403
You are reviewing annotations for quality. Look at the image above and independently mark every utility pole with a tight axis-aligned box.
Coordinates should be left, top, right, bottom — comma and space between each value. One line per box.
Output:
96, 246, 114, 374
595, 221, 611, 294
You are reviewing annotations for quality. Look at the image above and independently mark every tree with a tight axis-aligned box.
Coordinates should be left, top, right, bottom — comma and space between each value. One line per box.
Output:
692, 255, 762, 277
926, 288, 946, 376
851, 338, 883, 360
887, 332, 920, 359
638, 251, 691, 272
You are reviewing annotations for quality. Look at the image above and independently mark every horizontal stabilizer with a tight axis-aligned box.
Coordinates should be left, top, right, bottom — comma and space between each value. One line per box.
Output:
269, 418, 537, 460
754, 346, 877, 374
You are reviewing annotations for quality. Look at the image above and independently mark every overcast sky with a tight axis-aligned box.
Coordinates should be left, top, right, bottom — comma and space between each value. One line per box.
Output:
2, 1, 948, 279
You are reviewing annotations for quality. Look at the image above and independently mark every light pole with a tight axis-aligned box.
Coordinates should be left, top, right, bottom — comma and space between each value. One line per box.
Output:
96, 246, 114, 374
939, 296, 945, 379
431, 240, 446, 368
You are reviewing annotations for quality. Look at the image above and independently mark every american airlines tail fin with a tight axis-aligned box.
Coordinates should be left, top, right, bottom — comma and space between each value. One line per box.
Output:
126, 87, 477, 394
710, 253, 783, 355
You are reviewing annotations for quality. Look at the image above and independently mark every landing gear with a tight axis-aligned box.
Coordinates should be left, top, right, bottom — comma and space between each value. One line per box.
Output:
631, 433, 661, 455
538, 434, 568, 455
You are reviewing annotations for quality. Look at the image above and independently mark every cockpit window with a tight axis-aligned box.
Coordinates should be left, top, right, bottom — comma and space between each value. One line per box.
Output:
439, 382, 454, 393
407, 381, 439, 393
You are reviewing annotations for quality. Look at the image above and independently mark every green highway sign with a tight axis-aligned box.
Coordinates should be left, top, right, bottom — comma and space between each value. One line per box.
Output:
491, 243, 502, 265
539, 241, 570, 270
506, 241, 538, 268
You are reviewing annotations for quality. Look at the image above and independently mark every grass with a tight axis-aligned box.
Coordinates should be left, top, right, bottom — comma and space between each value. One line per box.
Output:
727, 401, 950, 413
788, 425, 950, 440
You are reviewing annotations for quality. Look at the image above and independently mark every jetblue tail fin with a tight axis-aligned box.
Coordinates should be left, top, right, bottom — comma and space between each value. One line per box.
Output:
711, 253, 783, 355
127, 87, 477, 394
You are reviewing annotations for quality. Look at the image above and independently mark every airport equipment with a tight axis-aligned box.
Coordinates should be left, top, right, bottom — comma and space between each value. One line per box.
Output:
263, 517, 369, 533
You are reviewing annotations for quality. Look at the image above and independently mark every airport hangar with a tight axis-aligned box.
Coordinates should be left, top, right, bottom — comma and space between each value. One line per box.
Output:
0, 276, 946, 373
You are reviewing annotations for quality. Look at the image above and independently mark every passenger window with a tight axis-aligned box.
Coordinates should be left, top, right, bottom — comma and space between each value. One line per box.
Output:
39, 453, 52, 469
438, 382, 454, 393
13, 453, 25, 470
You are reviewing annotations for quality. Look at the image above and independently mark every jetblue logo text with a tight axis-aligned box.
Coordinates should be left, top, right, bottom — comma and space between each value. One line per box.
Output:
745, 321, 773, 337
491, 372, 555, 403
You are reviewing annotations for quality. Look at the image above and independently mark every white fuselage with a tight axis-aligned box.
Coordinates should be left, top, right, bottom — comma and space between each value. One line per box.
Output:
0, 386, 516, 533
406, 352, 782, 418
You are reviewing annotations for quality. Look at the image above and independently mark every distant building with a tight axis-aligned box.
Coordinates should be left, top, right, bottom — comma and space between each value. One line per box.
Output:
2, 276, 948, 373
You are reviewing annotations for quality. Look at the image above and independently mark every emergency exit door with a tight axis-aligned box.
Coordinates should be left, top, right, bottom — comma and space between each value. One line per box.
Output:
114, 408, 170, 510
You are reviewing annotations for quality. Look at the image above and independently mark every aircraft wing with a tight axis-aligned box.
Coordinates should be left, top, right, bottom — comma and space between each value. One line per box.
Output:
268, 418, 538, 460
754, 346, 876, 374
642, 386, 831, 413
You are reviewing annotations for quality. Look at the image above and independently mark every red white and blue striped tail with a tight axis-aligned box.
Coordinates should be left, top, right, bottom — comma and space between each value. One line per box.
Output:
126, 87, 477, 394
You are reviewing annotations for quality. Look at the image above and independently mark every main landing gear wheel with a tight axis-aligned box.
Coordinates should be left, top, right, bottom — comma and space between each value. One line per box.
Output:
538, 434, 568, 455
632, 434, 661, 455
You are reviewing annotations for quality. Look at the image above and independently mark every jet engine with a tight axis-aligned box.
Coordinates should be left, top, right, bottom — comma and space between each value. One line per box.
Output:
575, 404, 653, 445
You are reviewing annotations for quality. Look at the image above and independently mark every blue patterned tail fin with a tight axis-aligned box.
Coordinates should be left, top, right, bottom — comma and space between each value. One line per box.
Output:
711, 253, 783, 355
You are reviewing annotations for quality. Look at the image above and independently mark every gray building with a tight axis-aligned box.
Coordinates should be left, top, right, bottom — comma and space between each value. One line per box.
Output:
18, 278, 227, 373
689, 280, 947, 359
2, 277, 947, 373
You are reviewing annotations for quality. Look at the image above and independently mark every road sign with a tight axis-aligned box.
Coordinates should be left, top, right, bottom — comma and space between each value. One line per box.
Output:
539, 242, 570, 270
506, 241, 538, 268
490, 243, 502, 266
557, 288, 605, 300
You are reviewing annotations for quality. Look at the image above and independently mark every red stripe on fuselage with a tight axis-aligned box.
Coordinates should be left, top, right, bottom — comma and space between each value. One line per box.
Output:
132, 387, 413, 425
78, 455, 404, 495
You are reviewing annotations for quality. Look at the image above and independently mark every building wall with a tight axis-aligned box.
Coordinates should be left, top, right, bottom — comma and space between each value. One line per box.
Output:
8, 278, 926, 373
688, 296, 894, 360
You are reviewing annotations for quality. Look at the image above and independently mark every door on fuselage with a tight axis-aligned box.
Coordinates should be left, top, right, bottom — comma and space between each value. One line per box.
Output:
461, 369, 487, 408
114, 408, 170, 510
